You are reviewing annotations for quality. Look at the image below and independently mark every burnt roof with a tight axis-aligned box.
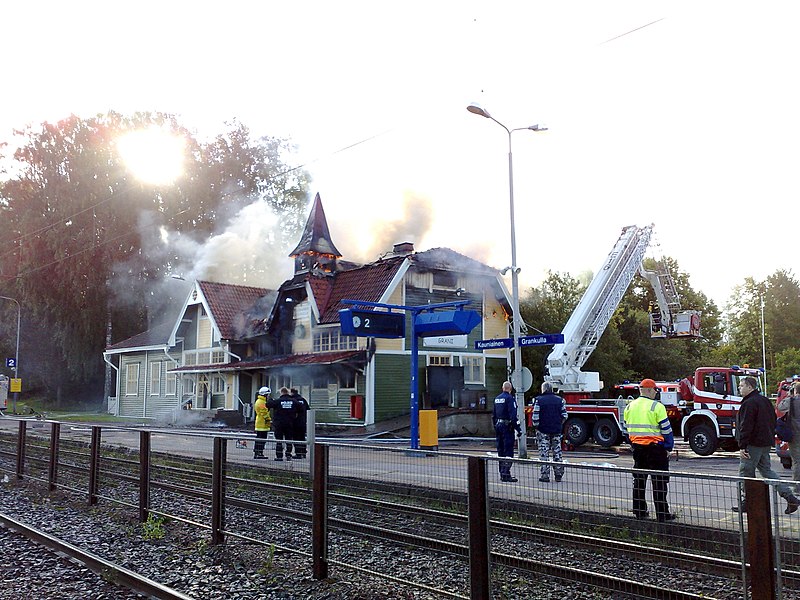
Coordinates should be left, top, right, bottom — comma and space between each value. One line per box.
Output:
197, 280, 273, 340
289, 193, 342, 258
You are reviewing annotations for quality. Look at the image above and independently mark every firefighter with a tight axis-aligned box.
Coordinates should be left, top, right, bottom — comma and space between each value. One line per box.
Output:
622, 378, 676, 522
253, 387, 271, 459
268, 386, 300, 461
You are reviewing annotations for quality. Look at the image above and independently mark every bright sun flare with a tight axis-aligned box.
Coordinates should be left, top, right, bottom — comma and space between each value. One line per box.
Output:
117, 127, 185, 185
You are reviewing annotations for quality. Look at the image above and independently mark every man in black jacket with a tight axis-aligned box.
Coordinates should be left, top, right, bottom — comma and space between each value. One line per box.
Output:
268, 387, 299, 461
735, 376, 800, 513
290, 387, 310, 459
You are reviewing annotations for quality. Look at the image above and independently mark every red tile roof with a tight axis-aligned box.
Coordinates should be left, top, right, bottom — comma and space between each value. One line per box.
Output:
316, 256, 406, 323
106, 321, 173, 352
197, 281, 272, 340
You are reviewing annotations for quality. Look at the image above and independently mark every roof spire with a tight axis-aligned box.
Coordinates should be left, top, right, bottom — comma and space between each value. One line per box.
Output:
289, 193, 342, 274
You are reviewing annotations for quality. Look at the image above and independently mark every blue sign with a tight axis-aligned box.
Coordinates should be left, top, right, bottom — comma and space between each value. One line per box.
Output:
339, 309, 406, 338
415, 310, 481, 337
475, 338, 514, 350
5, 358, 15, 369
519, 334, 565, 347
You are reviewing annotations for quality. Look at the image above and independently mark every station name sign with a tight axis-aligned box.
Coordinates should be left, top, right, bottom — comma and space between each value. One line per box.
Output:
475, 338, 513, 350
475, 334, 564, 350
519, 334, 564, 347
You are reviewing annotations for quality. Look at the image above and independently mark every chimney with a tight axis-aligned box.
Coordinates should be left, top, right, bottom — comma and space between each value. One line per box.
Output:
392, 242, 415, 256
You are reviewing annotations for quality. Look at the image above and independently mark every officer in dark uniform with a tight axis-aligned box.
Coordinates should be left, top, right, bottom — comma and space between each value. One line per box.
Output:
290, 387, 310, 459
268, 387, 299, 461
493, 381, 521, 482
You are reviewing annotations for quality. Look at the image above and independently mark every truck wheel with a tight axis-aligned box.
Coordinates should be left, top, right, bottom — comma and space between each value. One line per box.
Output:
781, 457, 793, 470
592, 418, 620, 448
564, 417, 590, 446
688, 424, 718, 456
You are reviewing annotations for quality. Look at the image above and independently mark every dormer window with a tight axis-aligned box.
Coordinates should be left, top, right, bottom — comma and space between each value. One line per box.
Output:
432, 271, 457, 289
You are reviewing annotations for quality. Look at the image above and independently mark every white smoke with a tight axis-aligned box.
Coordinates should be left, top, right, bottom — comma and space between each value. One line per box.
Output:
163, 200, 294, 290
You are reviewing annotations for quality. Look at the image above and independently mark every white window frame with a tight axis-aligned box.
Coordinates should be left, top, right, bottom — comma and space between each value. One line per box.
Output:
125, 363, 140, 396
166, 373, 177, 396
461, 355, 484, 384
428, 354, 451, 366
212, 375, 225, 394
149, 361, 162, 396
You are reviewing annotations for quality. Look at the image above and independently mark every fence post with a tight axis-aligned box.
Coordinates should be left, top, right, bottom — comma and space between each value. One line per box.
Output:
48, 422, 60, 491
307, 409, 316, 481
88, 426, 101, 505
211, 437, 227, 545
467, 456, 491, 600
745, 479, 776, 600
15, 420, 26, 480
312, 443, 328, 580
139, 431, 151, 523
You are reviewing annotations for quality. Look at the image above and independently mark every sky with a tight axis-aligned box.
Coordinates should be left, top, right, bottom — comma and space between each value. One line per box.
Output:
2, 1, 799, 307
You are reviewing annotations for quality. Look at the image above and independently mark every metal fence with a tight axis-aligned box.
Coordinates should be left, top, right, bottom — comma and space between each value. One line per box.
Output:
0, 417, 797, 600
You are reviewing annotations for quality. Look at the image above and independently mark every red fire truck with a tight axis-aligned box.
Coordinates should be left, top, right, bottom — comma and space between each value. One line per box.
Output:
562, 365, 763, 455
542, 225, 762, 456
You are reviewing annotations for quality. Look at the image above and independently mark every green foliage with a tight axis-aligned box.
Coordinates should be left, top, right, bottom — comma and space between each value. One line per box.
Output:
257, 544, 276, 574
141, 513, 166, 541
723, 269, 800, 381
0, 113, 310, 405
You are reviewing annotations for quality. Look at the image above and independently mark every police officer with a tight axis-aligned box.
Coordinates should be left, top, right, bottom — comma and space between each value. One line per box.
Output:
253, 387, 271, 459
290, 387, 310, 459
622, 378, 676, 522
268, 386, 299, 461
532, 382, 567, 482
493, 381, 521, 483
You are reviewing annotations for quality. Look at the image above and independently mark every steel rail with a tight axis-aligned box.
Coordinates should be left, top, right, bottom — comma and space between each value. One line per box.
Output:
0, 511, 194, 600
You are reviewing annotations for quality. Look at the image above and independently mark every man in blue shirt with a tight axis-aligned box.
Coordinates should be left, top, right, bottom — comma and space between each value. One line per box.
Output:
532, 382, 568, 482
493, 381, 521, 483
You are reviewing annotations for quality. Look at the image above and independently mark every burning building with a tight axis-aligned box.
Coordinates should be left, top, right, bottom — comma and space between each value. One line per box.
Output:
103, 193, 515, 425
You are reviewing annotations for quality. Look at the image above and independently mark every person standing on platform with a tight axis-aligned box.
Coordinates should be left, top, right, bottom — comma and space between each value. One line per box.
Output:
493, 381, 521, 483
268, 387, 299, 461
735, 376, 800, 513
622, 378, 676, 522
253, 387, 271, 459
532, 382, 567, 482
290, 387, 310, 459
777, 381, 800, 493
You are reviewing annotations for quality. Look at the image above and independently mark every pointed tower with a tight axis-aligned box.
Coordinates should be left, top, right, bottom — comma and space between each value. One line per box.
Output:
289, 193, 342, 275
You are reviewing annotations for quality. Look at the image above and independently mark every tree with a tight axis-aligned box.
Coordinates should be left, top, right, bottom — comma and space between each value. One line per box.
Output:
0, 113, 310, 405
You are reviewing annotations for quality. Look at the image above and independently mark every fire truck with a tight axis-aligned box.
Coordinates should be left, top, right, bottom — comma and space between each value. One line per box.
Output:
543, 224, 762, 456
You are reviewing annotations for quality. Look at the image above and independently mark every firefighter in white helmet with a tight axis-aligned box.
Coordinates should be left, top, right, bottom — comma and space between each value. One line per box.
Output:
253, 387, 272, 459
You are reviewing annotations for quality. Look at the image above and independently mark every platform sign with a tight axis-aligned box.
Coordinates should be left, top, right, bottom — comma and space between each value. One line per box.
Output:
5, 358, 15, 369
414, 310, 481, 337
519, 333, 565, 347
475, 338, 514, 350
339, 308, 406, 338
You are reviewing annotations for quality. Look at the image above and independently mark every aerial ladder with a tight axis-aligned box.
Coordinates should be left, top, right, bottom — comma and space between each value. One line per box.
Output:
544, 224, 701, 398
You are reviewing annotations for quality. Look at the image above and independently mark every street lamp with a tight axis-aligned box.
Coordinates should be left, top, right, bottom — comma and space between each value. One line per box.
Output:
0, 296, 21, 413
467, 103, 547, 459
760, 296, 767, 391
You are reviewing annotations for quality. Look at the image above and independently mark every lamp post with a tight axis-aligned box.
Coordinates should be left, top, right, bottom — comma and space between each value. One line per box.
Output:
467, 103, 546, 459
0, 296, 21, 413
760, 296, 767, 391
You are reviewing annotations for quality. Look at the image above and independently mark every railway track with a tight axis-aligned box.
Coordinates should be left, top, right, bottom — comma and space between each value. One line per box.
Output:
1, 429, 797, 599
0, 510, 194, 600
